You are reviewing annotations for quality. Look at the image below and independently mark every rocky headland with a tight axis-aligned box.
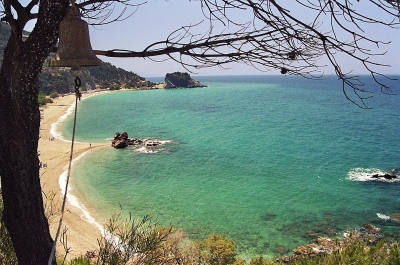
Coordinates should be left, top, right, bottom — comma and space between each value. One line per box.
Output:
164, 72, 206, 88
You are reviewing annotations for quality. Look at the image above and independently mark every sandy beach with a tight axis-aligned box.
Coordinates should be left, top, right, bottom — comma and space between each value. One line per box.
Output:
38, 92, 109, 258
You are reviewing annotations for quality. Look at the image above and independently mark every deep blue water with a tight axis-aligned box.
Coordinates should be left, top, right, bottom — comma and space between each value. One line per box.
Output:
61, 75, 400, 258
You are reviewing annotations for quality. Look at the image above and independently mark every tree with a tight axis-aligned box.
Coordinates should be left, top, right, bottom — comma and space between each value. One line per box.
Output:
0, 1, 399, 264
0, 1, 68, 264
38, 91, 47, 106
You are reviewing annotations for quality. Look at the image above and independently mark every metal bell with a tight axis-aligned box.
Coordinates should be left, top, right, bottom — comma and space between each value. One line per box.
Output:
49, 6, 101, 67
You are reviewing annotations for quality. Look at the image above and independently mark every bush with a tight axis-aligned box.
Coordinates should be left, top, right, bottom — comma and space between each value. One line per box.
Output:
96, 210, 171, 265
199, 233, 237, 265
49, 90, 59, 99
249, 256, 276, 265
38, 91, 47, 106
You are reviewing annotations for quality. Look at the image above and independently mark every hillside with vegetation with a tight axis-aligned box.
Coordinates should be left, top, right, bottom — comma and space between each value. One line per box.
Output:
0, 22, 155, 96
39, 58, 155, 95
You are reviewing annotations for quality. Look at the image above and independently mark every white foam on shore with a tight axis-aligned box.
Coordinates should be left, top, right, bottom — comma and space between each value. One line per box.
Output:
347, 167, 400, 182
134, 140, 172, 154
50, 102, 76, 142
377, 213, 391, 220
59, 153, 135, 251
136, 147, 158, 154
50, 93, 101, 143
58, 151, 106, 237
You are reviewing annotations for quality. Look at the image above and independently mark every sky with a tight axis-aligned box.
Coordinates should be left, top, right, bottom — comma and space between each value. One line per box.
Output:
20, 0, 400, 77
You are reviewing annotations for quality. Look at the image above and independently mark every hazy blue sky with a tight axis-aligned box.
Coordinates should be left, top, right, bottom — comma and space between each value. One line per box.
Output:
21, 0, 400, 77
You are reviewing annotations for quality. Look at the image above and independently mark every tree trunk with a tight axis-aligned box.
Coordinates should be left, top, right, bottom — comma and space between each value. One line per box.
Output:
0, 0, 68, 264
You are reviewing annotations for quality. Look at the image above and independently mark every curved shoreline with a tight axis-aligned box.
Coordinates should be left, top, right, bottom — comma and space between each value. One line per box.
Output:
58, 150, 107, 238
39, 92, 110, 258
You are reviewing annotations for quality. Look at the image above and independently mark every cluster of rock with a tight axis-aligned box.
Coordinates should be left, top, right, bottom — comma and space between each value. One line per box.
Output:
371, 168, 400, 180
111, 132, 162, 149
370, 168, 399, 180
164, 72, 206, 88
278, 223, 382, 263
371, 173, 397, 180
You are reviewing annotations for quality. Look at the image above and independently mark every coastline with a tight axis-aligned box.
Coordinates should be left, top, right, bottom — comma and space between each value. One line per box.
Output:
35, 76, 400, 260
39, 92, 110, 258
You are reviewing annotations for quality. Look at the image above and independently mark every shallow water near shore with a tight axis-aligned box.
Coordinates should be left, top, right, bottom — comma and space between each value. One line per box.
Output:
62, 75, 400, 258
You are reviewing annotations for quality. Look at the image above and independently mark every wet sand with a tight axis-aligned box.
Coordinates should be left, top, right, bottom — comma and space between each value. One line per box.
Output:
38, 92, 109, 259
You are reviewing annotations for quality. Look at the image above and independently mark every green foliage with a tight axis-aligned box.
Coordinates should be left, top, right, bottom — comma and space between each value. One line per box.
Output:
249, 256, 276, 265
0, 189, 18, 265
4, 187, 400, 265
233, 257, 247, 265
39, 60, 95, 95
38, 91, 47, 106
49, 90, 59, 99
69, 257, 91, 265
288, 239, 400, 265
37, 60, 153, 94
165, 72, 191, 80
199, 233, 237, 265
96, 210, 171, 265
0, 24, 155, 98
87, 62, 153, 89
108, 83, 121, 90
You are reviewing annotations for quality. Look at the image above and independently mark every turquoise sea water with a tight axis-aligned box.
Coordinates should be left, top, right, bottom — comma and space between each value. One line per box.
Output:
61, 75, 400, 258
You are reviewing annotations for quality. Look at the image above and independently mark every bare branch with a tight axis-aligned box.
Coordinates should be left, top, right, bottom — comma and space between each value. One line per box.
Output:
77, 0, 145, 25
3, 0, 398, 107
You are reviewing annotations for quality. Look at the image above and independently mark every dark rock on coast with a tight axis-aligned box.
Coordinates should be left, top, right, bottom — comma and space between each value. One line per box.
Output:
164, 72, 206, 88
371, 173, 397, 180
278, 223, 383, 263
111, 131, 163, 149
370, 168, 399, 180
112, 132, 129, 148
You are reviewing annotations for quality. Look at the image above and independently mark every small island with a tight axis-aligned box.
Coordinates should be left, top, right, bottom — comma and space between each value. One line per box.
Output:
111, 132, 162, 149
164, 72, 206, 89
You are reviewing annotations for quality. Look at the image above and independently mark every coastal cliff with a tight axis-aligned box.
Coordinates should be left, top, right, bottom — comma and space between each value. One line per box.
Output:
164, 72, 206, 88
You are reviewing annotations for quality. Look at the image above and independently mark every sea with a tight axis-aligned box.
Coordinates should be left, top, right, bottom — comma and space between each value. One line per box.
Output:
59, 75, 400, 259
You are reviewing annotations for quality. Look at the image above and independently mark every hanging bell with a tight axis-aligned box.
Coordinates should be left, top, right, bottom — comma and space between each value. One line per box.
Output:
49, 6, 101, 68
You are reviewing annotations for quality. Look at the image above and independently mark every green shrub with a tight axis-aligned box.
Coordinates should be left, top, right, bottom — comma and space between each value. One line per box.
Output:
249, 256, 277, 265
199, 233, 237, 265
96, 210, 171, 265
38, 91, 47, 106
68, 256, 91, 265
49, 90, 59, 99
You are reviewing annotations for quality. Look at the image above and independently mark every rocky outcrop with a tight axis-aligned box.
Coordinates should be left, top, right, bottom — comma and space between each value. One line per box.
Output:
112, 132, 129, 148
111, 131, 162, 149
371, 168, 399, 180
164, 72, 206, 88
278, 224, 383, 264
292, 237, 336, 259
371, 173, 397, 180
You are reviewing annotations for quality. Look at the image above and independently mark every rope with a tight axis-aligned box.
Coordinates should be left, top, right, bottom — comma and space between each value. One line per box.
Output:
48, 76, 81, 265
